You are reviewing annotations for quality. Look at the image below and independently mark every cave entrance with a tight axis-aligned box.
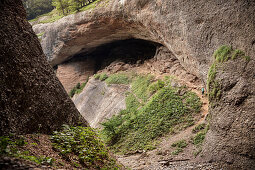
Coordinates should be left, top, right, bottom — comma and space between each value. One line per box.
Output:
56, 39, 161, 92
87, 38, 161, 72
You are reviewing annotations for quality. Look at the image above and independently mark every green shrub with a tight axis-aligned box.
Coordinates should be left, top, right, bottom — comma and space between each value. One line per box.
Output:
192, 125, 209, 145
69, 79, 88, 97
171, 148, 183, 155
171, 140, 187, 148
99, 73, 108, 81
148, 80, 165, 94
94, 73, 101, 80
131, 75, 153, 102
125, 93, 141, 111
192, 123, 206, 133
182, 92, 202, 113
208, 46, 250, 101
214, 45, 232, 63
0, 136, 54, 165
50, 125, 118, 168
105, 73, 130, 85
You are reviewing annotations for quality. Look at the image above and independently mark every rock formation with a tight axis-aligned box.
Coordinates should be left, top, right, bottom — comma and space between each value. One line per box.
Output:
0, 0, 87, 136
73, 78, 127, 128
31, 0, 255, 168
203, 54, 255, 168
33, 0, 255, 84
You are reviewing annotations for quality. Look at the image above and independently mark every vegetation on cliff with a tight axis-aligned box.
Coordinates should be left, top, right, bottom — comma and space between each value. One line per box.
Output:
207, 45, 250, 102
98, 74, 202, 154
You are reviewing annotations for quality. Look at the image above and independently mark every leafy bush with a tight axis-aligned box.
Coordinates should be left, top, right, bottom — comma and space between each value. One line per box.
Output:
182, 92, 202, 113
94, 73, 101, 80
69, 79, 88, 97
192, 125, 209, 145
148, 79, 165, 94
131, 75, 153, 102
208, 46, 250, 101
171, 140, 188, 148
50, 125, 118, 168
105, 73, 130, 85
192, 123, 206, 133
171, 148, 183, 155
125, 92, 141, 111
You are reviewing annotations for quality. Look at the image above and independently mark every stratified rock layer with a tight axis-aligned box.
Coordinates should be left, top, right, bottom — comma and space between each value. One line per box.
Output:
0, 0, 87, 136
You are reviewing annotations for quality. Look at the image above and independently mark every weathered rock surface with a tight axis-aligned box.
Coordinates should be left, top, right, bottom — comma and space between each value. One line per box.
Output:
31, 0, 255, 168
56, 56, 95, 92
202, 57, 255, 169
0, 0, 87, 136
33, 0, 255, 83
73, 78, 127, 128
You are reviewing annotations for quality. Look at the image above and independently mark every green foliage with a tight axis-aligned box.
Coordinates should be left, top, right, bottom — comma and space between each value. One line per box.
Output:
182, 91, 202, 113
105, 73, 131, 85
50, 125, 117, 168
23, 0, 54, 20
171, 148, 183, 155
102, 77, 202, 153
192, 125, 209, 145
148, 80, 165, 95
192, 123, 206, 133
131, 75, 153, 102
80, 0, 102, 11
171, 140, 187, 148
94, 73, 101, 80
193, 147, 202, 157
69, 79, 88, 97
52, 0, 101, 16
208, 46, 250, 102
99, 73, 108, 81
0, 136, 54, 165
214, 45, 232, 63
36, 32, 45, 38
94, 73, 108, 81
125, 93, 141, 111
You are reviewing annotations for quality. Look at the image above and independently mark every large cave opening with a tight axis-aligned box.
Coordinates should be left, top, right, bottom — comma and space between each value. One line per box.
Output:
91, 39, 160, 72
56, 39, 162, 92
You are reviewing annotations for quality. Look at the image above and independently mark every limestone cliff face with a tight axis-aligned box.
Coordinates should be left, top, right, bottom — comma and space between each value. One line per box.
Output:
33, 0, 255, 83
0, 0, 87, 136
73, 78, 127, 128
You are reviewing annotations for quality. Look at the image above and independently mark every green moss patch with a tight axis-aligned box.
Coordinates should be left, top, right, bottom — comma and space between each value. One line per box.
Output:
105, 73, 131, 85
207, 46, 250, 102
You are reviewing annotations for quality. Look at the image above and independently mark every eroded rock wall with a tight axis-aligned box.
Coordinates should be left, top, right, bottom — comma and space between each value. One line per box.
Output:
73, 78, 127, 128
33, 0, 255, 83
0, 0, 87, 135
202, 57, 255, 168
56, 56, 95, 92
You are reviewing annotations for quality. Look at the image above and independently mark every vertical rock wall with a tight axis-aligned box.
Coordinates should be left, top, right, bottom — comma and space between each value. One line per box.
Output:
0, 0, 87, 135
